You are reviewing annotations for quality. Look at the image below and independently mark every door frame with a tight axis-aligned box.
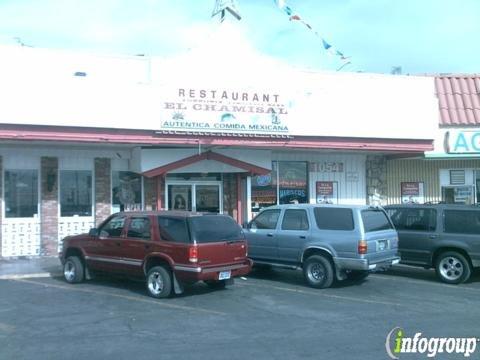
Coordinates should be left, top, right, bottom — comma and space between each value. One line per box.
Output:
165, 180, 223, 213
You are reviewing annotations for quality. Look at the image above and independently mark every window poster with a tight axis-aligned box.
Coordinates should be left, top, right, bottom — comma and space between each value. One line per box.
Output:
170, 185, 191, 210
316, 181, 338, 204
401, 182, 424, 204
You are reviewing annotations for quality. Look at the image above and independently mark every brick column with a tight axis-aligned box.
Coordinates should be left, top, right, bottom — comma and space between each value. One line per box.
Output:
95, 158, 111, 226
40, 157, 59, 256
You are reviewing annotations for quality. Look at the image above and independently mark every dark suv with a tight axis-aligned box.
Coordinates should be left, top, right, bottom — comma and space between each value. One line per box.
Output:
60, 211, 252, 298
385, 204, 480, 284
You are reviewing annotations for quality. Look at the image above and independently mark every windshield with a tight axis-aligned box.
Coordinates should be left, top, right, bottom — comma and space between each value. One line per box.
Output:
188, 215, 244, 243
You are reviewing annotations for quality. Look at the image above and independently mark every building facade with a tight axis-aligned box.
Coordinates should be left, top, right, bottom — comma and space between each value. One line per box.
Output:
0, 43, 438, 257
386, 75, 480, 205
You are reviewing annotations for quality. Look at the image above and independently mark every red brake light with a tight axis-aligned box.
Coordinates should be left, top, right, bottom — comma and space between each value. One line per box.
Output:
189, 246, 198, 263
358, 240, 368, 255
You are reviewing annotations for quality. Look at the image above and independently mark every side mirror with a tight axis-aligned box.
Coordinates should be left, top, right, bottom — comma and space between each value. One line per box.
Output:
88, 228, 99, 237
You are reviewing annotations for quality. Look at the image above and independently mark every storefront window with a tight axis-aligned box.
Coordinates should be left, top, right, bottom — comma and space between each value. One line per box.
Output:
251, 161, 308, 213
442, 186, 474, 205
4, 170, 38, 218
278, 161, 308, 204
252, 162, 278, 213
60, 170, 92, 217
112, 171, 142, 212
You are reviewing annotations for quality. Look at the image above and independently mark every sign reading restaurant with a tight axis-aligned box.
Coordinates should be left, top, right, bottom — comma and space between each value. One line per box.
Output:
160, 87, 290, 135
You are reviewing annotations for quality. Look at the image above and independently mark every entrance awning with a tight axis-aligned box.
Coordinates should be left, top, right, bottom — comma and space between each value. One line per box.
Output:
142, 150, 270, 178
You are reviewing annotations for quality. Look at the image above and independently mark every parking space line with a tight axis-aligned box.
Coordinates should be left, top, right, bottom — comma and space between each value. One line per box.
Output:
13, 278, 226, 316
238, 281, 404, 307
0, 273, 53, 280
370, 273, 480, 292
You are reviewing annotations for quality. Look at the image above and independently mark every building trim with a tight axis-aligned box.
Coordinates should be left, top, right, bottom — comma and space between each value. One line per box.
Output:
0, 125, 433, 153
143, 151, 271, 178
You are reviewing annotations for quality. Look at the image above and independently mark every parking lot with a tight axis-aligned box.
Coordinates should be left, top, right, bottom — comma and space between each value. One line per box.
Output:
1, 265, 480, 360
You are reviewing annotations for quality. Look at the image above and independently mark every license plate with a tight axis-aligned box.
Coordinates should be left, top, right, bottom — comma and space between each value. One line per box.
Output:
219, 271, 231, 280
377, 240, 388, 251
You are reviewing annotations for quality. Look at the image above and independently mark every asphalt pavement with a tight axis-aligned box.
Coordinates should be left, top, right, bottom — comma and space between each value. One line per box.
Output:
1, 260, 480, 360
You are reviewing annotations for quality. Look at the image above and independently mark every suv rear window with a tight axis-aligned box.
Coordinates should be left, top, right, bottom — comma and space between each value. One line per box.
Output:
314, 207, 354, 230
189, 215, 244, 243
444, 210, 480, 235
361, 209, 393, 232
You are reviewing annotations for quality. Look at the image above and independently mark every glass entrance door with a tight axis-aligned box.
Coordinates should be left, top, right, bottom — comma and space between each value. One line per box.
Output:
166, 182, 222, 213
195, 185, 220, 213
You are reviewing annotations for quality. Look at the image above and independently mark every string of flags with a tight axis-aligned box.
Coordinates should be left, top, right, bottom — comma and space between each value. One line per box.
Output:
273, 0, 351, 71
211, 0, 351, 71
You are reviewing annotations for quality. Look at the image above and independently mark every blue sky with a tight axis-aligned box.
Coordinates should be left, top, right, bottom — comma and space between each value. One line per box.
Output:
0, 0, 478, 74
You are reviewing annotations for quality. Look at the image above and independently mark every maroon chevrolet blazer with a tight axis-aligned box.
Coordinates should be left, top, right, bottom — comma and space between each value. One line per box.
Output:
59, 211, 252, 298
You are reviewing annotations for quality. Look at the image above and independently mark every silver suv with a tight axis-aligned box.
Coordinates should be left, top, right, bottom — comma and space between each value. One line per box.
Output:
243, 204, 400, 288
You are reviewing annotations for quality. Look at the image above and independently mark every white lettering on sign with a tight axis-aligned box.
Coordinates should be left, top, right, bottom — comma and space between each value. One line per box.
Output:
446, 131, 480, 154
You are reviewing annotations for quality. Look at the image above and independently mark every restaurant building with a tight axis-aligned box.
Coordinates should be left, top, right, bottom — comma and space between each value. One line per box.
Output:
0, 42, 438, 257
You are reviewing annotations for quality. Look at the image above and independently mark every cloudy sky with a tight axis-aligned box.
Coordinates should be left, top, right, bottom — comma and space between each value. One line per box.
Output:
0, 0, 478, 74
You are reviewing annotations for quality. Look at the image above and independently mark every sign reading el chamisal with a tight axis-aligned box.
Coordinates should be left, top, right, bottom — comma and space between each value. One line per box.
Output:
160, 88, 290, 135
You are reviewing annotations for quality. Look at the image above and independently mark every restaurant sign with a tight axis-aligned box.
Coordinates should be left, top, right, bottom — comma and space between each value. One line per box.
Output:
160, 87, 290, 135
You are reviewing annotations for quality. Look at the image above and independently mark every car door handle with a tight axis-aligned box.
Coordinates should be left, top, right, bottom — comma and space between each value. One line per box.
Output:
299, 236, 306, 239
267, 233, 274, 237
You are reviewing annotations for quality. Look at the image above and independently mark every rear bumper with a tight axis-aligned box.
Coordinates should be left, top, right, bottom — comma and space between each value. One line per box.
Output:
173, 259, 253, 282
334, 256, 400, 271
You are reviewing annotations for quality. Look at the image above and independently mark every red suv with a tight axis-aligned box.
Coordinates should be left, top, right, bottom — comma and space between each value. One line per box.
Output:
59, 211, 252, 298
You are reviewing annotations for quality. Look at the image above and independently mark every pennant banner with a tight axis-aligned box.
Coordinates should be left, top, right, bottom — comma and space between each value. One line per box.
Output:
273, 0, 351, 71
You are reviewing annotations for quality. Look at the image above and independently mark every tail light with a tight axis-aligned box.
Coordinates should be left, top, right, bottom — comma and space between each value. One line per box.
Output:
358, 240, 368, 255
189, 246, 198, 263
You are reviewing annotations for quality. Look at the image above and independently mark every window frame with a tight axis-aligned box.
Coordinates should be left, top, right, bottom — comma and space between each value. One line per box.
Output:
59, 169, 93, 218
443, 209, 480, 235
281, 209, 310, 231
4, 169, 39, 219
314, 207, 355, 231
125, 216, 152, 240
98, 215, 127, 238
250, 209, 282, 230
157, 216, 191, 244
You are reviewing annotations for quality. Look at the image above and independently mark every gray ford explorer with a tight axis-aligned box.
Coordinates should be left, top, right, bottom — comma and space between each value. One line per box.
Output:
244, 204, 400, 288
385, 204, 480, 284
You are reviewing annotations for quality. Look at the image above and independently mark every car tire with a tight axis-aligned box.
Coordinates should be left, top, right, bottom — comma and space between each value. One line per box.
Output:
63, 256, 85, 284
205, 280, 227, 289
346, 270, 370, 281
435, 251, 471, 284
303, 255, 334, 289
146, 266, 172, 298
